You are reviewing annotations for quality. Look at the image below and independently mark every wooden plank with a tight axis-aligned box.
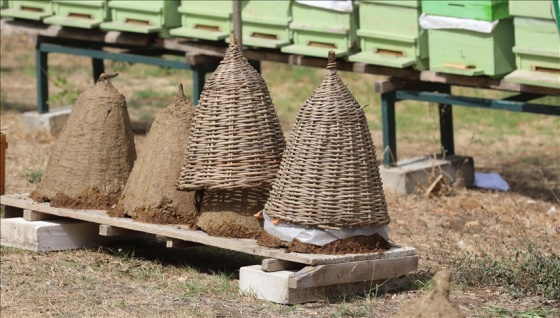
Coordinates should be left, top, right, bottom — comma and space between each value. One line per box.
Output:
99, 224, 142, 236
2, 205, 23, 218
288, 255, 419, 289
0, 194, 417, 265
261, 258, 302, 272
374, 78, 422, 93
23, 209, 60, 221
184, 53, 222, 66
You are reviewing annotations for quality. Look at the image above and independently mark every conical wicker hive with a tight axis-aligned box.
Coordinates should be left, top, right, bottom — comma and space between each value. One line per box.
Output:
176, 34, 285, 191
262, 51, 389, 231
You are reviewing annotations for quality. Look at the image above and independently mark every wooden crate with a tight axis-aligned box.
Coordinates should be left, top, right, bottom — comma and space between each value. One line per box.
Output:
43, 0, 110, 29
100, 0, 180, 38
509, 0, 553, 19
348, 0, 428, 70
428, 18, 515, 77
421, 0, 510, 21
238, 0, 292, 48
169, 0, 233, 41
281, 2, 359, 58
0, 0, 53, 20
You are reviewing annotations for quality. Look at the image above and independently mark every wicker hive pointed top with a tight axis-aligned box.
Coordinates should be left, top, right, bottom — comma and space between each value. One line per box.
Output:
262, 51, 389, 230
177, 34, 285, 191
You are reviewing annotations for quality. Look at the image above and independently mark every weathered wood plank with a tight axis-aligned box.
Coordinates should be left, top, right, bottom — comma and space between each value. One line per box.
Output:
99, 224, 142, 236
0, 194, 417, 265
262, 258, 302, 272
288, 255, 419, 289
374, 78, 422, 93
23, 209, 60, 221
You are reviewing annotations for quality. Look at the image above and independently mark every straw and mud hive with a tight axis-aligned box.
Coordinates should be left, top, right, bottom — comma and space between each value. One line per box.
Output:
31, 73, 136, 209
109, 84, 200, 228
176, 34, 285, 238
259, 51, 391, 254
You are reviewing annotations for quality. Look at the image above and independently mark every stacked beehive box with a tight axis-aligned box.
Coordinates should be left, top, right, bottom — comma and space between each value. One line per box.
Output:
1, 0, 53, 20
421, 0, 516, 77
505, 0, 560, 88
44, 0, 110, 29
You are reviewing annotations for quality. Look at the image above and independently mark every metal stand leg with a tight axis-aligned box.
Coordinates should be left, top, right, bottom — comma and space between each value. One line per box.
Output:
249, 60, 261, 74
381, 91, 397, 167
438, 85, 455, 156
192, 67, 206, 106
92, 58, 104, 82
36, 42, 49, 114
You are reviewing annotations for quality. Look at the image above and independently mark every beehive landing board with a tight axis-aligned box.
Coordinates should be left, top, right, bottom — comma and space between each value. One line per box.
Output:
1, 193, 416, 266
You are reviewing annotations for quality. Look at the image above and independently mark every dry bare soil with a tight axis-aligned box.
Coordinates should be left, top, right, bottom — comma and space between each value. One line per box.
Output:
1, 31, 559, 318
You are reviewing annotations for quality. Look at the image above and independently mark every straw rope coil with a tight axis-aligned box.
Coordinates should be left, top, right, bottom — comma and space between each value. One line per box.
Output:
177, 35, 285, 191
262, 51, 389, 230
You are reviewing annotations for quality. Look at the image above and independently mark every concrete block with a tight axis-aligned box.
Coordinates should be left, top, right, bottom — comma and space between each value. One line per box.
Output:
380, 155, 474, 194
21, 105, 73, 136
0, 217, 108, 252
239, 265, 404, 304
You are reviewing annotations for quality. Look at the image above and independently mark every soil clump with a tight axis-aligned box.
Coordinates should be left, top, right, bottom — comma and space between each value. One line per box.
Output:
396, 271, 466, 318
108, 84, 199, 228
287, 234, 391, 255
30, 73, 136, 209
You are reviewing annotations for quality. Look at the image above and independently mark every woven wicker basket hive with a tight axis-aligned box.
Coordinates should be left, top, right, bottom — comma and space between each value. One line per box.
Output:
177, 34, 285, 191
262, 51, 390, 231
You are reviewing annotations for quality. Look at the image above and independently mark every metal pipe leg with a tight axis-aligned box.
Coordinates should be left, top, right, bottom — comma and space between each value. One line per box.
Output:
381, 92, 397, 167
192, 67, 206, 106
438, 85, 455, 156
249, 60, 261, 74
35, 42, 49, 114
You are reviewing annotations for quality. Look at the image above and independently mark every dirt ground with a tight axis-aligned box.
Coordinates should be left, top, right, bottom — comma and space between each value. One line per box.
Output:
1, 30, 559, 317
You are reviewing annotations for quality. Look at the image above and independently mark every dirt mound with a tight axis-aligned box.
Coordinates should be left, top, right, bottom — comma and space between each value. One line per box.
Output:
30, 73, 136, 209
396, 271, 466, 318
256, 230, 282, 248
109, 84, 200, 228
196, 188, 268, 238
287, 234, 391, 255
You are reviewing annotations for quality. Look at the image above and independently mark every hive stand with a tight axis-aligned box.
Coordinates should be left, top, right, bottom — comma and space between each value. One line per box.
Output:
43, 0, 111, 29
1, 193, 418, 304
0, 0, 53, 20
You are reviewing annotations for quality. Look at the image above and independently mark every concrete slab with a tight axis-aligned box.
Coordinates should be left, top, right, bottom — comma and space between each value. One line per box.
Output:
380, 155, 474, 194
21, 105, 73, 136
0, 217, 108, 252
239, 265, 406, 304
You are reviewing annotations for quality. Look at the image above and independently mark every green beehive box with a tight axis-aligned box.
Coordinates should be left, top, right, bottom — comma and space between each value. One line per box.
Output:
281, 1, 358, 58
348, 0, 428, 70
43, 0, 110, 29
0, 0, 53, 20
422, 0, 510, 21
169, 0, 232, 41
1, 0, 8, 9
100, 0, 180, 38
509, 0, 553, 19
239, 0, 292, 48
428, 18, 515, 77
505, 17, 560, 88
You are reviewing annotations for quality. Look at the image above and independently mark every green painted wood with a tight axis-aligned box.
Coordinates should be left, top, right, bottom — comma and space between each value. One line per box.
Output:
428, 19, 515, 77
1, 0, 8, 9
422, 0, 510, 21
44, 0, 110, 29
100, 0, 180, 38
281, 2, 358, 58
366, 0, 420, 8
348, 0, 428, 70
239, 0, 292, 48
1, 0, 53, 20
509, 0, 554, 19
170, 0, 232, 41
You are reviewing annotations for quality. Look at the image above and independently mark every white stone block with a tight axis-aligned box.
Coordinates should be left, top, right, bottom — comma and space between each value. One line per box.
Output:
21, 105, 73, 136
1, 217, 104, 252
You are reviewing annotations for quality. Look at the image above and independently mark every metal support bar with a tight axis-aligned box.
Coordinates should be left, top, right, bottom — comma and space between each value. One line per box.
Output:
89, 43, 105, 83
395, 90, 560, 116
381, 92, 397, 167
502, 93, 544, 102
192, 66, 206, 106
437, 84, 454, 156
249, 60, 261, 74
36, 41, 49, 114
233, 0, 242, 46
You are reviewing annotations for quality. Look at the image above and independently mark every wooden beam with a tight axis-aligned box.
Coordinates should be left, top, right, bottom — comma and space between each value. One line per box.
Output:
23, 209, 60, 221
288, 255, 419, 289
165, 238, 202, 248
99, 224, 142, 236
185, 53, 222, 66
374, 78, 422, 93
2, 205, 23, 218
261, 258, 302, 272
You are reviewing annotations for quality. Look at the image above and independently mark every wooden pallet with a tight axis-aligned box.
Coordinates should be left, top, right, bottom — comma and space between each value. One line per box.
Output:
1, 193, 418, 303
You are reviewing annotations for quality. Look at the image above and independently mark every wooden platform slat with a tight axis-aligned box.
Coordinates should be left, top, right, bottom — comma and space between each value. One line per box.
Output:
0, 194, 416, 265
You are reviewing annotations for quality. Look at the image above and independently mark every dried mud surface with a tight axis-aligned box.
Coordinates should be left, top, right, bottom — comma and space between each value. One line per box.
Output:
287, 233, 392, 255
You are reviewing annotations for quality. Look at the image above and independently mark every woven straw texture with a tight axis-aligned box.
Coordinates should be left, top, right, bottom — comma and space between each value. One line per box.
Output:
177, 37, 285, 191
262, 53, 389, 230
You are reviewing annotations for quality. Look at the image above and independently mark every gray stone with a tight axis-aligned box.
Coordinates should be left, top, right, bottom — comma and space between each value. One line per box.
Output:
21, 105, 73, 136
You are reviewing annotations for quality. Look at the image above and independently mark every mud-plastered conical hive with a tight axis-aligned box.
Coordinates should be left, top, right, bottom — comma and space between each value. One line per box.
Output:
261, 51, 390, 254
109, 84, 200, 228
31, 73, 136, 209
177, 34, 285, 238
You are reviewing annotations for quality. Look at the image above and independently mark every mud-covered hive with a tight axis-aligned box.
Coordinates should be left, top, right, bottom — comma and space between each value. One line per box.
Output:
262, 51, 390, 231
30, 73, 136, 209
109, 84, 200, 228
176, 34, 285, 191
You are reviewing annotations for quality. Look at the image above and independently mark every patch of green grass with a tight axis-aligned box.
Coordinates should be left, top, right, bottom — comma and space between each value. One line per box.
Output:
22, 168, 43, 184
481, 305, 559, 318
128, 88, 172, 109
